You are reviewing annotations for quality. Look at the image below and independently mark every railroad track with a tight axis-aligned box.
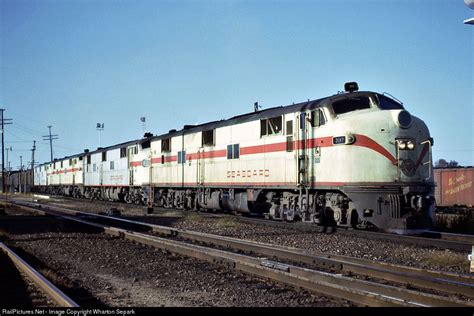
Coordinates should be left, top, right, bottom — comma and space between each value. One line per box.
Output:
0, 241, 79, 307
236, 217, 474, 252
7, 199, 474, 307
10, 193, 474, 252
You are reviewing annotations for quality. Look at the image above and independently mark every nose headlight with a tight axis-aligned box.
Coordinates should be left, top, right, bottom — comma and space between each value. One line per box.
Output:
398, 110, 412, 128
397, 139, 416, 150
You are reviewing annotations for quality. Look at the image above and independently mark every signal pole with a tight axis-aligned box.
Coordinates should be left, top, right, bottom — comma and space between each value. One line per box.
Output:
42, 125, 58, 162
96, 123, 104, 147
1, 108, 13, 193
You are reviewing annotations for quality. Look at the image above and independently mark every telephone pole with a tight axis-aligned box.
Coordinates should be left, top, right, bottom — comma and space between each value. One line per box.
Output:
6, 146, 12, 172
42, 125, 58, 162
19, 155, 23, 193
1, 108, 13, 193
31, 141, 36, 170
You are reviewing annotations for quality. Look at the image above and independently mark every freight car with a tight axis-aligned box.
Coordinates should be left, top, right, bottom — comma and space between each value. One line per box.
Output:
33, 82, 435, 233
434, 167, 474, 209
5, 169, 33, 193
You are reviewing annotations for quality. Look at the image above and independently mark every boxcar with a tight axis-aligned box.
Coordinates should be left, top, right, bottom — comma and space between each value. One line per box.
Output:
434, 167, 474, 207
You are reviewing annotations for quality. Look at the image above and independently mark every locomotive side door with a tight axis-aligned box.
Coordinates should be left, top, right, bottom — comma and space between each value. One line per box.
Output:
311, 108, 327, 186
297, 112, 310, 186
285, 117, 296, 184
128, 146, 135, 185
197, 148, 205, 185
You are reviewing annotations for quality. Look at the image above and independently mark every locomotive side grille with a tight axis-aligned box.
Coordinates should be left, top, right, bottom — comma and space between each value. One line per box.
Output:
389, 194, 400, 218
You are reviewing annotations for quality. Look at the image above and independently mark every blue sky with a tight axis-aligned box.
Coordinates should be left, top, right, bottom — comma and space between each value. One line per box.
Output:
1, 0, 473, 169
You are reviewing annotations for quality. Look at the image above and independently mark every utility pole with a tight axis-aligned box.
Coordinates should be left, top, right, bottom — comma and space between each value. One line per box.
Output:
42, 125, 58, 162
19, 155, 23, 194
1, 108, 13, 193
6, 146, 12, 172
31, 141, 36, 170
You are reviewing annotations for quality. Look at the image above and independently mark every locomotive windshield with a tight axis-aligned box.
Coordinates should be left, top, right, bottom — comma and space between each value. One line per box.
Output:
375, 94, 404, 110
332, 96, 371, 115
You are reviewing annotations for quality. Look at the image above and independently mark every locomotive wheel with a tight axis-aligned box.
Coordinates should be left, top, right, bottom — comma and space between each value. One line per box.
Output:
284, 210, 295, 222
124, 193, 133, 204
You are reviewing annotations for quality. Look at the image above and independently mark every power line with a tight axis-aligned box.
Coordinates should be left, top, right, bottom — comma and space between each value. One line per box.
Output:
11, 123, 44, 137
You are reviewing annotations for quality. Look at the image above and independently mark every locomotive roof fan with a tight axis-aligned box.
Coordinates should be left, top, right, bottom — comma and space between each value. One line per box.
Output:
344, 82, 359, 93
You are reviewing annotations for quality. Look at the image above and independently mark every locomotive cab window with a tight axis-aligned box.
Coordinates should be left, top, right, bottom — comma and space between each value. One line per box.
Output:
141, 140, 151, 149
87, 155, 91, 164
202, 129, 215, 147
161, 138, 171, 153
102, 152, 107, 161
376, 94, 404, 110
120, 147, 127, 158
177, 151, 186, 164
332, 96, 371, 115
286, 120, 293, 135
286, 120, 293, 152
227, 144, 240, 159
261, 116, 282, 137
311, 109, 326, 127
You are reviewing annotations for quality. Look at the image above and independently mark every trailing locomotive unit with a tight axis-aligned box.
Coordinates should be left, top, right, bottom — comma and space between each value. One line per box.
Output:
33, 82, 435, 232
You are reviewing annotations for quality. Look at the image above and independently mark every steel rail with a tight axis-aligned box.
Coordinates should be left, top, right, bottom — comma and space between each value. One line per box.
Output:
236, 216, 474, 252
9, 200, 474, 307
0, 242, 79, 307
21, 194, 474, 250
5, 195, 473, 249
11, 200, 474, 298
34, 212, 471, 307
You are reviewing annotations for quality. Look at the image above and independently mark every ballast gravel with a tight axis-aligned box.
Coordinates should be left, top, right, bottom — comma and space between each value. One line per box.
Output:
170, 215, 470, 274
24, 196, 470, 274
6, 231, 353, 307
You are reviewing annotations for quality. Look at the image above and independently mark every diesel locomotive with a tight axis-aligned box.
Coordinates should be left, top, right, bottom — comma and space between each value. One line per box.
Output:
33, 82, 435, 232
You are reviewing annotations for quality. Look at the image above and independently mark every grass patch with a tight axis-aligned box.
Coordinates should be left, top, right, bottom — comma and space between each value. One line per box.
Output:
215, 217, 239, 229
419, 250, 469, 271
183, 213, 207, 222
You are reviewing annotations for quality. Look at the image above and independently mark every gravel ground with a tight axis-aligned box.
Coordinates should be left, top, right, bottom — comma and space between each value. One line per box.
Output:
170, 214, 470, 274
18, 196, 471, 274
4, 230, 353, 307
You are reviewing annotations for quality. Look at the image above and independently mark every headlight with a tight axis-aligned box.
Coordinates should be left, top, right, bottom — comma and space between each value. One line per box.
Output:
397, 139, 415, 150
398, 110, 412, 128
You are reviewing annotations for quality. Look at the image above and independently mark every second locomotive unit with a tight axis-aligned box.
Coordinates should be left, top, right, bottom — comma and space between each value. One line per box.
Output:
33, 82, 435, 232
